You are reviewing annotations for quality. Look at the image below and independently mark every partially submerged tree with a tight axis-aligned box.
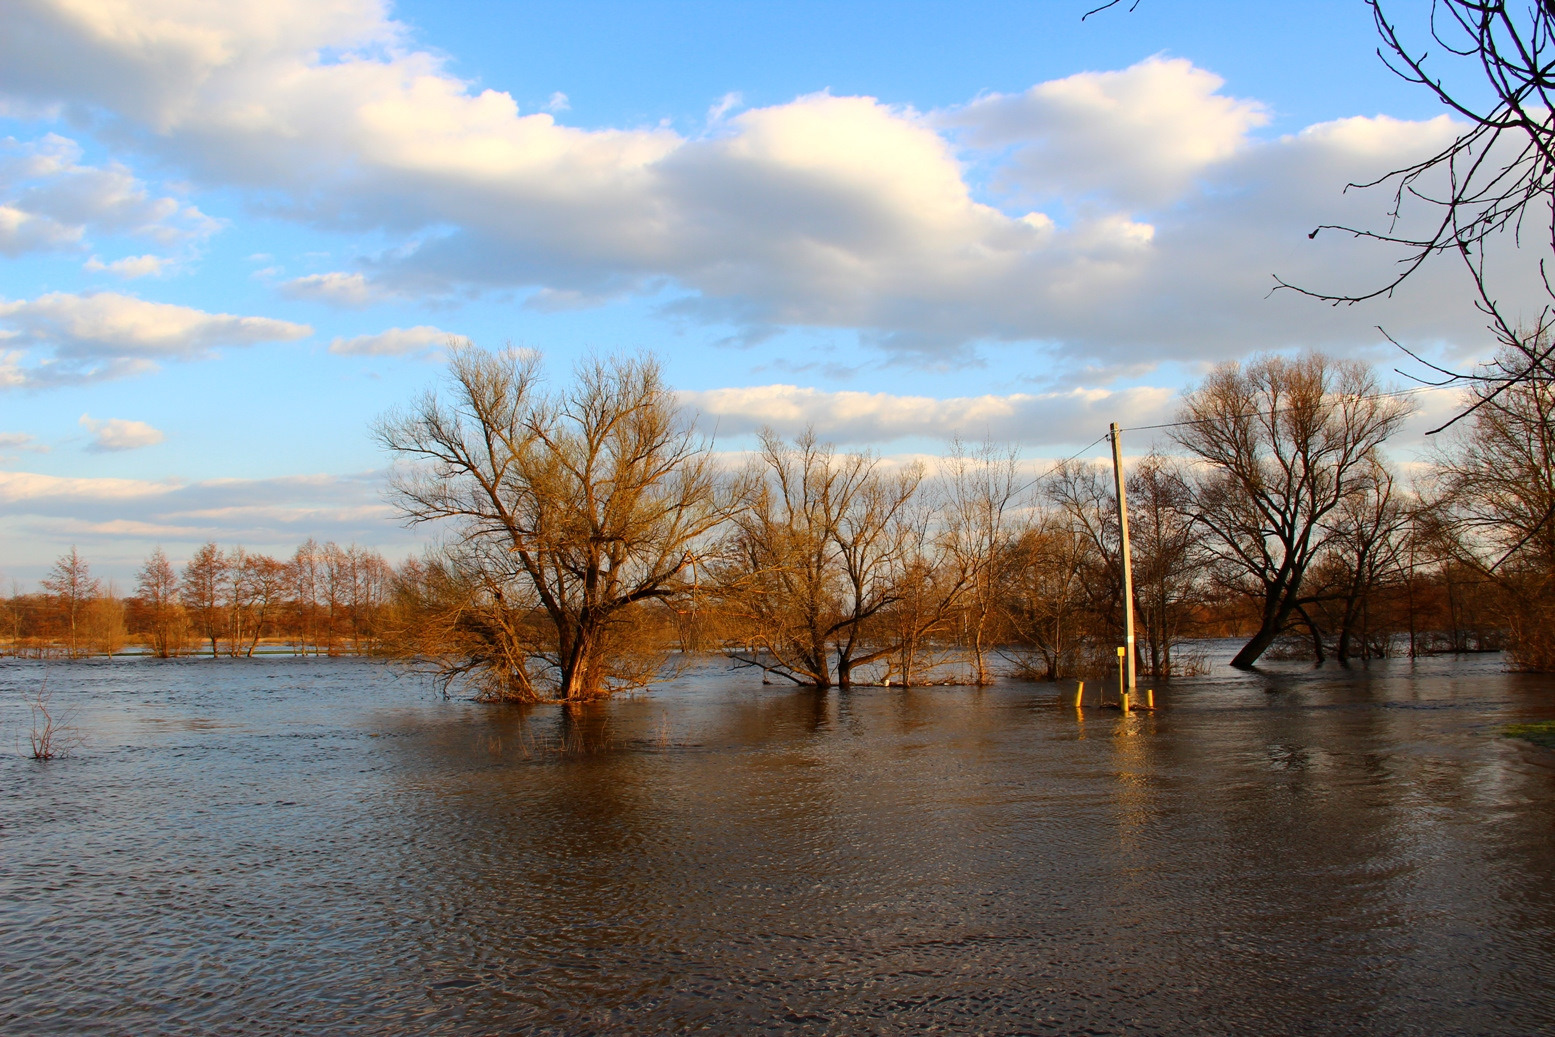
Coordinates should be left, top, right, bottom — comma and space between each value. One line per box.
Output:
996, 513, 1099, 681
378, 345, 727, 700
41, 547, 98, 659
1173, 353, 1412, 668
1125, 453, 1204, 677
1431, 347, 1555, 668
1305, 459, 1412, 665
181, 542, 227, 658
718, 430, 924, 689
943, 439, 1022, 684
135, 547, 184, 658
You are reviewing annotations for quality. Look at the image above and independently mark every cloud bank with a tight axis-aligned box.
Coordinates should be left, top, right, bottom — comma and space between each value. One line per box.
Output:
0, 467, 407, 573
0, 2, 1517, 371
682, 384, 1176, 446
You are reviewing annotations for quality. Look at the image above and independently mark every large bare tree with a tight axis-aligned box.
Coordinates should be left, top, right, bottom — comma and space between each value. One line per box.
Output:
1173, 354, 1412, 668
379, 345, 726, 700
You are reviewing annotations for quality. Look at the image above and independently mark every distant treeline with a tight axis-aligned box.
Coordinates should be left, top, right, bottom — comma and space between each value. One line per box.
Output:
2, 540, 394, 658
6, 346, 1550, 698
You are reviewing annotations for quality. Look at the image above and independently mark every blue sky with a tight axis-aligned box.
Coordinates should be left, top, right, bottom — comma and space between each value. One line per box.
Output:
0, 1, 1524, 584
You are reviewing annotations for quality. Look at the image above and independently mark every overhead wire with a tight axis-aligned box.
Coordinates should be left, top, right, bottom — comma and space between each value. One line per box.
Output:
1112, 384, 1443, 436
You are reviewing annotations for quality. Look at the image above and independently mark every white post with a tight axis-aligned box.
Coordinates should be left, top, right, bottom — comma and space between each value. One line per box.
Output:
1110, 422, 1137, 692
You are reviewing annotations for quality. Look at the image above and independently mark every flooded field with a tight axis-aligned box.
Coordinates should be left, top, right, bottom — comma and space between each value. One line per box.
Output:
2, 650, 1554, 1035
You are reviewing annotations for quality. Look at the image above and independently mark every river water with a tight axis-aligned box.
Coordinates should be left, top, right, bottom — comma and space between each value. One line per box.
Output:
1, 650, 1553, 1035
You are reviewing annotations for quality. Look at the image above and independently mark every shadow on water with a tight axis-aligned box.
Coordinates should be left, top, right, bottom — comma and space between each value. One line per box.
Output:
1, 650, 1554, 1034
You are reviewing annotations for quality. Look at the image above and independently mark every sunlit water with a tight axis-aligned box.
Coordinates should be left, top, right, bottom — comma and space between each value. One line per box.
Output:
2, 649, 1554, 1036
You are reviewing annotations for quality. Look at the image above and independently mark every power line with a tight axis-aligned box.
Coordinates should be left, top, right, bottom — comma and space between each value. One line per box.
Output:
1010, 432, 1110, 499
1114, 385, 1441, 435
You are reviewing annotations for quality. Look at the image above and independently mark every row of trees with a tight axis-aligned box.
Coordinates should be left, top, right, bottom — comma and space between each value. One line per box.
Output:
374, 345, 1555, 702
2, 540, 394, 658
7, 346, 1548, 690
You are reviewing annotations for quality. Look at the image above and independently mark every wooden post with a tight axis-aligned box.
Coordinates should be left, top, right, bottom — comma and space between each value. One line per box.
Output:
1074, 680, 1085, 709
1110, 422, 1137, 692
1147, 688, 1155, 710
1116, 645, 1125, 706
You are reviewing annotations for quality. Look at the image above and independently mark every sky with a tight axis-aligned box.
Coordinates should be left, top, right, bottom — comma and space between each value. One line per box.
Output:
0, 0, 1531, 586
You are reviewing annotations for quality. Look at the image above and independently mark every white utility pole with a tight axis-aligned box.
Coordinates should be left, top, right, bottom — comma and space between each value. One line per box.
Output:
1109, 422, 1137, 692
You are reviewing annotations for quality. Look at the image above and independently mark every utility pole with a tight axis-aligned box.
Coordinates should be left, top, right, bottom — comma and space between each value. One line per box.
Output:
1109, 422, 1136, 692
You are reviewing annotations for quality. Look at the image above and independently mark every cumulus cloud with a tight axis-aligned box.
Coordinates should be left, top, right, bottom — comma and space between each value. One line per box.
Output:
279, 271, 380, 307
682, 383, 1176, 446
0, 291, 312, 386
79, 414, 165, 452
943, 56, 1269, 207
0, 134, 217, 257
84, 253, 166, 278
329, 324, 452, 356
0, 3, 1521, 370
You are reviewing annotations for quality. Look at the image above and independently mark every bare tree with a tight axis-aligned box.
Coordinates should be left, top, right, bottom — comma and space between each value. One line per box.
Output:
1126, 453, 1204, 677
1276, 2, 1555, 432
41, 547, 98, 659
1432, 347, 1555, 667
944, 439, 1022, 684
997, 513, 1099, 681
379, 345, 727, 700
1322, 459, 1412, 664
385, 544, 549, 700
222, 546, 251, 657
322, 542, 349, 656
720, 430, 922, 689
1173, 354, 1413, 668
240, 554, 289, 656
181, 541, 227, 657
135, 547, 183, 657
288, 539, 323, 655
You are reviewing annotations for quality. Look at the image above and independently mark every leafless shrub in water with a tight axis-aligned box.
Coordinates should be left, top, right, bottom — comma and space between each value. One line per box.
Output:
22, 679, 80, 760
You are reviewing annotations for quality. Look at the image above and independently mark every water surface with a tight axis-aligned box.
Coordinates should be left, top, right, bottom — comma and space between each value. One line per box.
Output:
2, 651, 1553, 1035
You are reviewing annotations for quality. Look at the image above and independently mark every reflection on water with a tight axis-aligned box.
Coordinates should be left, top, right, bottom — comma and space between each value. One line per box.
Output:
2, 651, 1554, 1035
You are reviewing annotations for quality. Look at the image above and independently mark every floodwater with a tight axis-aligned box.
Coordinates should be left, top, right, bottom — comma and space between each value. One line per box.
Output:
2, 651, 1554, 1036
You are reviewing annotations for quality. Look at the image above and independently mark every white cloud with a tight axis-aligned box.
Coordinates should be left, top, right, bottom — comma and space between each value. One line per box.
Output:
0, 200, 82, 254
0, 291, 312, 386
85, 253, 166, 278
0, 134, 218, 257
279, 271, 379, 307
79, 413, 165, 452
0, 467, 409, 573
0, 3, 1521, 371
943, 56, 1270, 207
682, 383, 1176, 446
0, 470, 177, 502
546, 91, 569, 113
708, 91, 742, 123
329, 324, 452, 356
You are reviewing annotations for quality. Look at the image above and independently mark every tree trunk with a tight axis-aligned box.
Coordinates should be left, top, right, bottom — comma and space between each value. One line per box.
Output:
1229, 595, 1300, 669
